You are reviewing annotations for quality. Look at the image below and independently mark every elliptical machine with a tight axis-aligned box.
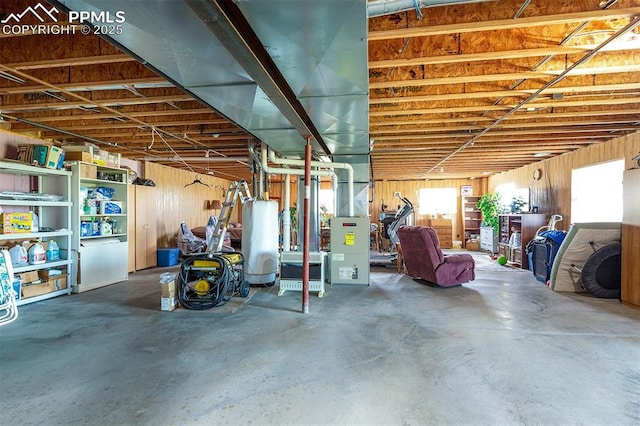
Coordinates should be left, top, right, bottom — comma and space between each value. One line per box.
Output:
381, 197, 414, 256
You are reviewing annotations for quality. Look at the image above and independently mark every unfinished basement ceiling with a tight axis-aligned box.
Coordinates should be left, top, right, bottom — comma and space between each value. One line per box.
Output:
1, 0, 639, 181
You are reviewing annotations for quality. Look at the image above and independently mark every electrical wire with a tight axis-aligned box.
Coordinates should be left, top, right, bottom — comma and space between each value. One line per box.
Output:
151, 127, 196, 174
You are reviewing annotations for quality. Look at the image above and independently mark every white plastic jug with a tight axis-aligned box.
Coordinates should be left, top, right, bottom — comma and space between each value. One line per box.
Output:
28, 243, 46, 265
46, 240, 60, 262
9, 245, 28, 266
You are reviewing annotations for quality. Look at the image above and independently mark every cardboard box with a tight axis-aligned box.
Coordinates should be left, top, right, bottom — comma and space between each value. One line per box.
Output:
38, 268, 65, 281
160, 278, 176, 298
21, 281, 50, 298
48, 273, 68, 291
33, 145, 65, 169
1, 212, 33, 234
18, 270, 40, 284
79, 162, 97, 179
161, 297, 178, 311
21, 274, 68, 298
466, 239, 480, 251
64, 151, 92, 162
17, 145, 36, 164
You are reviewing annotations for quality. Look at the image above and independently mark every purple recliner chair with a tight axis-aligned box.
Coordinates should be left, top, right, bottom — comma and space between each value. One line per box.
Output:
398, 226, 475, 287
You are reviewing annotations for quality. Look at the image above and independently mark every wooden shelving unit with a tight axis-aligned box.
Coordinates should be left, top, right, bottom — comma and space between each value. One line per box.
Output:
462, 196, 482, 248
497, 213, 546, 269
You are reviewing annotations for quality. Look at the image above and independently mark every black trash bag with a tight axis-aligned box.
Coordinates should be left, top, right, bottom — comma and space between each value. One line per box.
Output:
133, 177, 156, 186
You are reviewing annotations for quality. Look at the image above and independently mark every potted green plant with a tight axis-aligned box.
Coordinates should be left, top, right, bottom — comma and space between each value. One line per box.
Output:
476, 193, 501, 253
510, 196, 525, 213
476, 193, 501, 233
320, 205, 331, 228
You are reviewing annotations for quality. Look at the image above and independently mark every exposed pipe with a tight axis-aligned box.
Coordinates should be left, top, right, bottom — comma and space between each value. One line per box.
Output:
283, 173, 291, 251
302, 139, 311, 314
367, 0, 494, 17
267, 149, 354, 217
260, 147, 336, 179
249, 142, 290, 249
259, 146, 337, 250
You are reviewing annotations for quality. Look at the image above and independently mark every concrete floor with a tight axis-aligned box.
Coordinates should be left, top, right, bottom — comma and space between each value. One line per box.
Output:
1, 255, 639, 426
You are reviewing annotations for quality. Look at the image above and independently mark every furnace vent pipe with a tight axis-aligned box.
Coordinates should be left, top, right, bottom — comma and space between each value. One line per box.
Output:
368, 0, 494, 17
259, 147, 338, 251
267, 148, 354, 217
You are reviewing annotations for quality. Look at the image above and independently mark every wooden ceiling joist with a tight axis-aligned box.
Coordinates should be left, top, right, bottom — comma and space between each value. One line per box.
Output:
369, 64, 640, 89
0, 77, 171, 95
368, 8, 640, 41
4, 54, 137, 71
1, 0, 638, 181
369, 82, 640, 104
1, 94, 195, 113
15, 108, 216, 123
368, 46, 597, 69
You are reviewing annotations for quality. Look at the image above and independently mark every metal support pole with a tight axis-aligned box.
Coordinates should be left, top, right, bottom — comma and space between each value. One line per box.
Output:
283, 173, 291, 251
302, 138, 311, 314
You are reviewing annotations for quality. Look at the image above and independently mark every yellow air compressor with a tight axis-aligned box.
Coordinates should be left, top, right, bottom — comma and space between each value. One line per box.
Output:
178, 252, 249, 310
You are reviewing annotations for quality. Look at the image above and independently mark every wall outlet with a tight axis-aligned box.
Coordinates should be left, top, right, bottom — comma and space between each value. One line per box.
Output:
394, 191, 401, 198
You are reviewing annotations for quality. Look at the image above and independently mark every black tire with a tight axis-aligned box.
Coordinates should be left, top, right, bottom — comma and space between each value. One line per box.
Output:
581, 242, 621, 299
239, 280, 250, 298
264, 280, 276, 288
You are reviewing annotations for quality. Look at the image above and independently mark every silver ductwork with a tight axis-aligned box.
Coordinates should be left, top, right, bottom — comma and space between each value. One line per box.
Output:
368, 0, 494, 17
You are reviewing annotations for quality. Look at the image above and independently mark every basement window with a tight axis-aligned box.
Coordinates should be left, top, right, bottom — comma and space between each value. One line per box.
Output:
319, 189, 334, 215
495, 183, 530, 213
571, 159, 624, 223
418, 188, 457, 216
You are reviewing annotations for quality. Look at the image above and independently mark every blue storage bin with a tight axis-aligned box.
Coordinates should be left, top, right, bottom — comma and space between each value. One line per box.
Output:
157, 248, 179, 267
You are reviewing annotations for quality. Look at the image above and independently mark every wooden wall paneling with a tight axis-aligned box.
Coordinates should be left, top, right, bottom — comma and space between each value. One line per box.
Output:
622, 167, 640, 309
488, 133, 640, 229
621, 224, 640, 309
143, 162, 234, 248
369, 178, 486, 244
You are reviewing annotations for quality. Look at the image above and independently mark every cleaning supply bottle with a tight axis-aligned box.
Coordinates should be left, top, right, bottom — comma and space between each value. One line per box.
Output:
100, 218, 112, 236
28, 242, 46, 265
30, 210, 39, 233
46, 240, 60, 262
